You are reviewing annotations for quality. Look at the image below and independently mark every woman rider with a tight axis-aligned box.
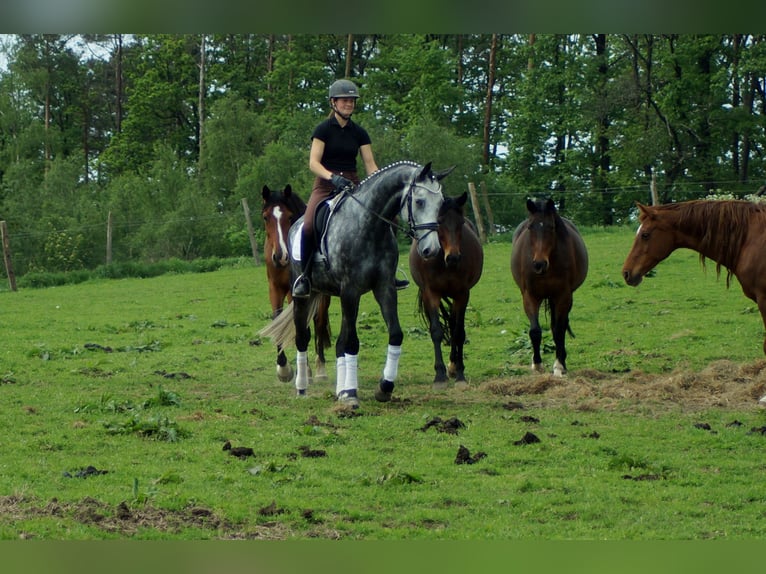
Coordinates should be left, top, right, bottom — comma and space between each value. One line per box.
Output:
292, 79, 408, 297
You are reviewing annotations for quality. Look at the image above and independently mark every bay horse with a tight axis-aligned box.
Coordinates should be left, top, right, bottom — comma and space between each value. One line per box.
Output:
622, 200, 766, 362
261, 185, 331, 382
510, 198, 589, 376
408, 192, 484, 388
261, 161, 451, 408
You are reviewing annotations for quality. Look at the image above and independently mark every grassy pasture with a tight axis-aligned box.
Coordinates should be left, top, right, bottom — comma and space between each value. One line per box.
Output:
1, 226, 766, 540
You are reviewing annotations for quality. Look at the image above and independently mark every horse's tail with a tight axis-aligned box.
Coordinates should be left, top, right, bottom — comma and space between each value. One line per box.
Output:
416, 289, 453, 345
260, 301, 297, 349
547, 298, 575, 337
260, 296, 325, 349
313, 294, 332, 355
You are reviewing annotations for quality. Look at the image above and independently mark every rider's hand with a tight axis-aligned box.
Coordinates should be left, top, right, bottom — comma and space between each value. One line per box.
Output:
330, 174, 353, 192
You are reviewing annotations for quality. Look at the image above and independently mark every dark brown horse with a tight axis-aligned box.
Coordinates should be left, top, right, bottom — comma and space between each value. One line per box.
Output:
409, 192, 484, 388
510, 198, 589, 376
261, 185, 331, 382
623, 200, 766, 362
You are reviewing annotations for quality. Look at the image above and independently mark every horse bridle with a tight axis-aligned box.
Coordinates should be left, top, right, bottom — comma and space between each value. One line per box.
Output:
343, 176, 441, 242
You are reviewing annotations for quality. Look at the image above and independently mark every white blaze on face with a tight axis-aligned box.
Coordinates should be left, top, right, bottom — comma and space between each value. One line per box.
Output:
271, 205, 289, 263
636, 223, 643, 236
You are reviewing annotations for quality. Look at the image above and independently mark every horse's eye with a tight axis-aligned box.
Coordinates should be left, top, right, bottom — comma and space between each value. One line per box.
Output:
416, 198, 425, 209
641, 231, 650, 240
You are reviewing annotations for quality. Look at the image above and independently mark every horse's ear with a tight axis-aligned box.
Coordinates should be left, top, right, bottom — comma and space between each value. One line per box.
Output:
636, 202, 652, 218
417, 162, 433, 181
433, 165, 457, 181
262, 186, 271, 201
457, 191, 468, 206
284, 184, 292, 197
544, 198, 557, 213
526, 198, 537, 213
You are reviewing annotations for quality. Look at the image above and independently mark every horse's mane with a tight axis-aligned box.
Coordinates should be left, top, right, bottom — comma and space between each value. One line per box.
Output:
651, 200, 765, 284
357, 160, 421, 188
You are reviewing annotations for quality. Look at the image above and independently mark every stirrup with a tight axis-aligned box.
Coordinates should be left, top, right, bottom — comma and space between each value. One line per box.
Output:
395, 278, 410, 290
292, 274, 311, 298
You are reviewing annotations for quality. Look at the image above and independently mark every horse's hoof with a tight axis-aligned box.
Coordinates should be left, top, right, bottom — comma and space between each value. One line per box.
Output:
531, 363, 545, 374
337, 389, 359, 409
296, 389, 307, 398
552, 359, 566, 377
374, 379, 395, 402
432, 381, 449, 391
277, 366, 294, 383
758, 395, 766, 407
454, 381, 469, 391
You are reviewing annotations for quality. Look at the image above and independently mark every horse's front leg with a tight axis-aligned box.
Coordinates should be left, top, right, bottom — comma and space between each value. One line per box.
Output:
422, 290, 448, 387
550, 295, 573, 377
373, 284, 402, 402
449, 292, 469, 385
523, 294, 544, 373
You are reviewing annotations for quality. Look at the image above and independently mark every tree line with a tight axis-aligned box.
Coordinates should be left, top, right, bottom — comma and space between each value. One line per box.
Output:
1, 33, 765, 275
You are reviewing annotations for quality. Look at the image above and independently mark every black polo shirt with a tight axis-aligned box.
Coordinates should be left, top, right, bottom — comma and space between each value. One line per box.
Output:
311, 116, 372, 173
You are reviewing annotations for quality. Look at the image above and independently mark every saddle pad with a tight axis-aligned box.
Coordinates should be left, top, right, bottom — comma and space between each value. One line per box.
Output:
291, 222, 303, 262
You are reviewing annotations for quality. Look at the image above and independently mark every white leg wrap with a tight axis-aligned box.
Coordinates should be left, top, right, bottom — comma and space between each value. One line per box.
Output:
295, 351, 309, 391
335, 356, 346, 396
383, 345, 401, 382
343, 353, 358, 392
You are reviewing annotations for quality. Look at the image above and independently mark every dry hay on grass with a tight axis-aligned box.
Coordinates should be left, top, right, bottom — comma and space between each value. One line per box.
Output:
481, 359, 766, 412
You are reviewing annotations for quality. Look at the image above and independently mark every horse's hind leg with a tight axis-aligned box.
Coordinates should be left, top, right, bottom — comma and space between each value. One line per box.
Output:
293, 299, 313, 396
276, 346, 294, 382
550, 296, 572, 377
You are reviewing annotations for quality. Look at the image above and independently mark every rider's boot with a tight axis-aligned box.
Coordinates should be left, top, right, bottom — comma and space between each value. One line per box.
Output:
292, 233, 315, 298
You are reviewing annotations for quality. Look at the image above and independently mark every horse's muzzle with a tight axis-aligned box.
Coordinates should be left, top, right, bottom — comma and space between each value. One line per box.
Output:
622, 269, 643, 286
532, 260, 548, 274
444, 252, 462, 268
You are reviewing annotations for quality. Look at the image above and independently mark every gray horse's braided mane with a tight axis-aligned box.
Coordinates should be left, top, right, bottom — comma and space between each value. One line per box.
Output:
357, 160, 421, 187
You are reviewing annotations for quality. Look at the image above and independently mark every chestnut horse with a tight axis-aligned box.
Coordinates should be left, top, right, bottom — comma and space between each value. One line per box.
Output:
261, 185, 331, 382
409, 192, 484, 388
622, 200, 766, 364
511, 198, 589, 376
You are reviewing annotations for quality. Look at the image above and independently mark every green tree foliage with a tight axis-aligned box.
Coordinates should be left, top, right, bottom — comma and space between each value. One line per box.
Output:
1, 33, 766, 277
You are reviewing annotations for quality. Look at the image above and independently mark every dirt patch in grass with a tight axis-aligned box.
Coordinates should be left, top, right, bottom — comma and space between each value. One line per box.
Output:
0, 495, 297, 539
481, 359, 766, 412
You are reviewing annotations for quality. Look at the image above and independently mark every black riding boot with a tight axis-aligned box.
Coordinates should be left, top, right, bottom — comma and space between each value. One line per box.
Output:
292, 232, 315, 298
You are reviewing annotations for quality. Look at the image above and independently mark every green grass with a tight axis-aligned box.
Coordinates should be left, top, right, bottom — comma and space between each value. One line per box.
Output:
1, 226, 766, 540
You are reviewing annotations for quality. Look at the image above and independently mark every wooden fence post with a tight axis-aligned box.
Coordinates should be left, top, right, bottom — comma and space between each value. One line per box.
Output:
467, 182, 487, 244
1, 220, 17, 292
479, 181, 495, 237
106, 211, 113, 265
651, 173, 659, 206
241, 198, 260, 265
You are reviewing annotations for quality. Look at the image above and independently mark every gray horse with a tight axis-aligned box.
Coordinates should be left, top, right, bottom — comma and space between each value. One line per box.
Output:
261, 161, 452, 408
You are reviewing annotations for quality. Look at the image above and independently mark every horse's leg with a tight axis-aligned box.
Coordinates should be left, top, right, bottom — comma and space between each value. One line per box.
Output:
336, 293, 361, 408
522, 293, 545, 373
756, 296, 766, 405
293, 297, 313, 396
449, 292, 470, 387
269, 275, 294, 382
422, 290, 448, 388
550, 294, 573, 377
313, 294, 330, 382
373, 286, 403, 402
